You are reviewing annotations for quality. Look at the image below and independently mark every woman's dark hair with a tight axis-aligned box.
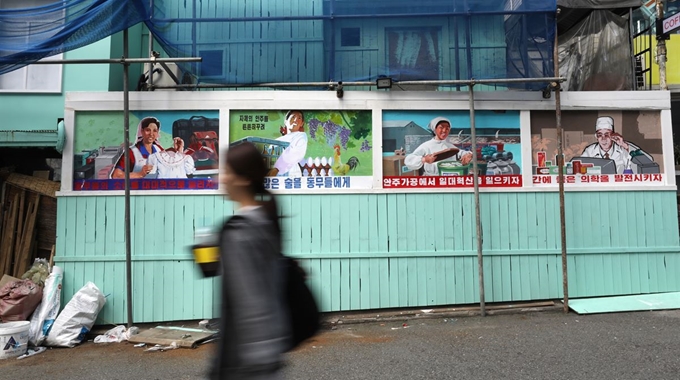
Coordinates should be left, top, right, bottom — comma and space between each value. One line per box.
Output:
141, 117, 161, 130
225, 142, 280, 233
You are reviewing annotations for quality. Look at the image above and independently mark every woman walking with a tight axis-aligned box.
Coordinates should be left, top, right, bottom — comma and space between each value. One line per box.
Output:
209, 142, 291, 380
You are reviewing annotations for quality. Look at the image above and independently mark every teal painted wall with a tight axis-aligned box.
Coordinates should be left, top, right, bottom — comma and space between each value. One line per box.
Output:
55, 191, 680, 324
0, 38, 113, 137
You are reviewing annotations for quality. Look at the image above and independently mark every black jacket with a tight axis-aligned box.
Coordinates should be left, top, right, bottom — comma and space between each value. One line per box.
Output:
209, 208, 290, 379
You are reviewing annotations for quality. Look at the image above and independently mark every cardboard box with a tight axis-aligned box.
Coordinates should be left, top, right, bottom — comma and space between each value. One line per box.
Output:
383, 156, 405, 176
0, 274, 20, 289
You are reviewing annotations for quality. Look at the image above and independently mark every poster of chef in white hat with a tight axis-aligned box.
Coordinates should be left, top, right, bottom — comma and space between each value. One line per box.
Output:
580, 115, 654, 174
404, 116, 474, 176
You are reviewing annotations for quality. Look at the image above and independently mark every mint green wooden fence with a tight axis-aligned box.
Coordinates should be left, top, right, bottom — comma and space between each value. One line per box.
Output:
55, 191, 680, 324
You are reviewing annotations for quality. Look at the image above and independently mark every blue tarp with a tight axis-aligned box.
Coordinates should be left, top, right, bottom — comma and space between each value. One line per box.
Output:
0, 0, 557, 89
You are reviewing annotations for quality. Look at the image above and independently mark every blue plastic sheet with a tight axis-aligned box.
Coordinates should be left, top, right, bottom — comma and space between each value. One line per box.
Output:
1, 0, 557, 89
0, 0, 149, 75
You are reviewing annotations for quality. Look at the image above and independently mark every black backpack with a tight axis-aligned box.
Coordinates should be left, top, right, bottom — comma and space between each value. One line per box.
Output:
221, 215, 320, 350
284, 257, 320, 350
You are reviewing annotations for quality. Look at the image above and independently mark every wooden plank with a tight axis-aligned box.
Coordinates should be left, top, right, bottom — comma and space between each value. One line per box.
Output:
425, 257, 436, 305
112, 261, 128, 324
371, 195, 384, 254
359, 258, 370, 309
515, 193, 529, 251
338, 258, 350, 310
367, 258, 379, 308
11, 200, 33, 278
498, 193, 510, 251
444, 256, 456, 304
329, 259, 341, 311
127, 327, 217, 349
36, 196, 57, 251
14, 194, 40, 278
462, 194, 474, 252
320, 258, 332, 311
0, 195, 11, 275
310, 196, 322, 256
596, 191, 610, 250
491, 255, 503, 301
395, 194, 408, 252
297, 195, 311, 255
319, 195, 331, 255
535, 193, 548, 250
500, 256, 513, 301
0, 193, 19, 274
2, 193, 20, 276
488, 193, 501, 251
508, 255, 520, 300
435, 257, 448, 305
102, 197, 115, 256
48, 245, 55, 269
526, 193, 539, 250
569, 292, 680, 315
537, 254, 550, 299
439, 194, 452, 252
327, 195, 341, 254
13, 189, 26, 262
464, 257, 476, 302
310, 259, 323, 311
407, 257, 418, 307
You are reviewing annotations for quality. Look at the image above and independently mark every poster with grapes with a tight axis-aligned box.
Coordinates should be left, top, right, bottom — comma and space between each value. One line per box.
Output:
382, 110, 523, 189
229, 110, 374, 191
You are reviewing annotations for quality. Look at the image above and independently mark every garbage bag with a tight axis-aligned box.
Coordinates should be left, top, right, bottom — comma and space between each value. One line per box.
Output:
28, 266, 63, 346
44, 282, 106, 348
0, 279, 43, 322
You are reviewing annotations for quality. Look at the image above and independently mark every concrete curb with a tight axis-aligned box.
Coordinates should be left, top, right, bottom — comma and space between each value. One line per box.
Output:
321, 301, 565, 327
88, 301, 565, 338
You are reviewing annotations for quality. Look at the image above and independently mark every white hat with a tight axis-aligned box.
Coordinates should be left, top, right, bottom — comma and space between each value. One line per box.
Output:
284, 110, 302, 132
595, 116, 614, 132
428, 117, 451, 132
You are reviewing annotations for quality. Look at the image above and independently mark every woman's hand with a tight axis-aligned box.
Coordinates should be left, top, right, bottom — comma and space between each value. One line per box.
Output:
141, 164, 154, 176
173, 137, 185, 152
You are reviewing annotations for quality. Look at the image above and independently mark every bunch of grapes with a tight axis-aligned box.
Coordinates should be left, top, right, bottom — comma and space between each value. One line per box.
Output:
323, 120, 340, 147
360, 139, 372, 152
308, 118, 320, 139
339, 127, 351, 150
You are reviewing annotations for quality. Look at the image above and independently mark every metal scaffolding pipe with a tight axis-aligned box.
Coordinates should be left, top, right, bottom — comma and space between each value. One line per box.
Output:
27, 57, 202, 65
554, 19, 569, 313
123, 30, 134, 327
469, 84, 486, 317
151, 77, 565, 90
153, 9, 554, 24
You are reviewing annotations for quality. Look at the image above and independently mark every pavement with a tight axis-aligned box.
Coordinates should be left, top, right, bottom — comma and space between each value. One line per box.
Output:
2, 301, 680, 379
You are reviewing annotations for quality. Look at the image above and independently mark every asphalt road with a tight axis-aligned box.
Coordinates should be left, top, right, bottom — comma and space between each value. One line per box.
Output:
2, 309, 680, 379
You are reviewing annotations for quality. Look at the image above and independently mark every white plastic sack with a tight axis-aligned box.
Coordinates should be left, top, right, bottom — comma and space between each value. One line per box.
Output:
28, 266, 63, 346
44, 282, 106, 348
93, 325, 139, 343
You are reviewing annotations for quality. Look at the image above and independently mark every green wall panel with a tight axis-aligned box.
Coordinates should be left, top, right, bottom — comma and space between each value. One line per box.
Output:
55, 191, 680, 324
